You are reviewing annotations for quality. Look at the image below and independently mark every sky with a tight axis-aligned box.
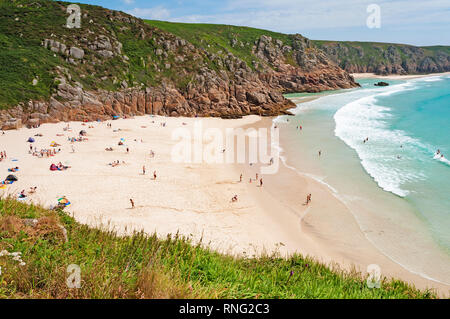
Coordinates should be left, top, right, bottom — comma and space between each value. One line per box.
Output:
74, 0, 450, 46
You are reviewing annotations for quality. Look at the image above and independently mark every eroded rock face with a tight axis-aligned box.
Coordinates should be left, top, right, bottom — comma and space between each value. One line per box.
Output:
1, 7, 359, 129
317, 42, 450, 75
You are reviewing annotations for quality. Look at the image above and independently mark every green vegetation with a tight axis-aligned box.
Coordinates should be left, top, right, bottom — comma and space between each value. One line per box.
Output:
312, 40, 450, 73
0, 198, 437, 298
145, 20, 295, 70
0, 0, 167, 109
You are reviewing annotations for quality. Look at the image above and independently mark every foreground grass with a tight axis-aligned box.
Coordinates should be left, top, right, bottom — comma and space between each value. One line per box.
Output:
0, 198, 436, 299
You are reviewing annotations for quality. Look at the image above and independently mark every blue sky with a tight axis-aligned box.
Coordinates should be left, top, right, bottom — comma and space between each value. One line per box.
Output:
74, 0, 450, 46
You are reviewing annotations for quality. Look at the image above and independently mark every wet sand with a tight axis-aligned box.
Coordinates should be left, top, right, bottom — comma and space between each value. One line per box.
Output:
0, 114, 448, 296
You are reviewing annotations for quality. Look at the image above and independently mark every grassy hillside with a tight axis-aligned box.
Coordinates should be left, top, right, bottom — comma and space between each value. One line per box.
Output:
145, 20, 298, 69
0, 198, 437, 299
313, 40, 450, 74
0, 0, 176, 110
0, 0, 446, 116
0, 0, 359, 122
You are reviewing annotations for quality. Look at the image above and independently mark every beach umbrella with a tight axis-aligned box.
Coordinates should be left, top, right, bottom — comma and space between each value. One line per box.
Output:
5, 174, 18, 181
79, 130, 87, 136
58, 197, 71, 206
27, 137, 35, 143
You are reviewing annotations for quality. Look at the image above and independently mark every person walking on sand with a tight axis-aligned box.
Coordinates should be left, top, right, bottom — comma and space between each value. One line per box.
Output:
126, 147, 129, 153
255, 173, 258, 181
153, 171, 157, 180
259, 178, 263, 187
318, 150, 321, 156
142, 165, 146, 175
130, 198, 135, 209
306, 194, 312, 205
240, 174, 243, 182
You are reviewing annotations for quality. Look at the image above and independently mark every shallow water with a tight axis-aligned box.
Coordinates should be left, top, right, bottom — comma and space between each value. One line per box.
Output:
276, 76, 450, 284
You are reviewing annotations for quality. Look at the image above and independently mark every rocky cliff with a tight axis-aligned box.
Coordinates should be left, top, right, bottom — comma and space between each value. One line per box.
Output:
313, 41, 450, 75
0, 0, 358, 129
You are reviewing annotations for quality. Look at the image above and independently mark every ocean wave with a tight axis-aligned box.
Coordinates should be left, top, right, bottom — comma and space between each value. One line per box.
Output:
434, 153, 450, 166
421, 77, 444, 82
334, 82, 425, 197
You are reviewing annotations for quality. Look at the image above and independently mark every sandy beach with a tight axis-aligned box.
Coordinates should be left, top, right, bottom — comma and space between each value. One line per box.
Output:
351, 71, 450, 80
0, 114, 448, 296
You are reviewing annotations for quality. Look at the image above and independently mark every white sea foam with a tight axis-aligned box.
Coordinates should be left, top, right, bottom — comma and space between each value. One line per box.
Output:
274, 81, 450, 287
334, 82, 426, 197
434, 153, 450, 166
421, 77, 444, 82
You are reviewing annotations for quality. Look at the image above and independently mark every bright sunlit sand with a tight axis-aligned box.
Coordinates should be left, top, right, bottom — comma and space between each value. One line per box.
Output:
0, 114, 448, 295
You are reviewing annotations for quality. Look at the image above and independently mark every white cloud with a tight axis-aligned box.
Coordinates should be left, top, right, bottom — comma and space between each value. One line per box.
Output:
122, 0, 135, 4
127, 6, 171, 20
166, 0, 450, 34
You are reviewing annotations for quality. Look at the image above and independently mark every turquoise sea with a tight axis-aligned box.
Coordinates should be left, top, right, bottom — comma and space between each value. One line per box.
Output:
277, 75, 450, 284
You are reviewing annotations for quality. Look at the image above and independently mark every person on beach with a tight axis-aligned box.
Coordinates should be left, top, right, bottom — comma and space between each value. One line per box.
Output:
255, 173, 258, 181
143, 165, 146, 175
318, 150, 322, 156
259, 178, 263, 187
231, 195, 238, 202
240, 174, 243, 182
71, 145, 75, 153
306, 194, 312, 204
126, 147, 129, 153
130, 198, 135, 209
153, 171, 157, 180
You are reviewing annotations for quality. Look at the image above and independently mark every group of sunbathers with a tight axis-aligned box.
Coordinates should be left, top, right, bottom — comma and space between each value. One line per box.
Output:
68, 137, 87, 142
109, 160, 125, 167
50, 162, 70, 171
30, 147, 60, 158
18, 187, 37, 198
